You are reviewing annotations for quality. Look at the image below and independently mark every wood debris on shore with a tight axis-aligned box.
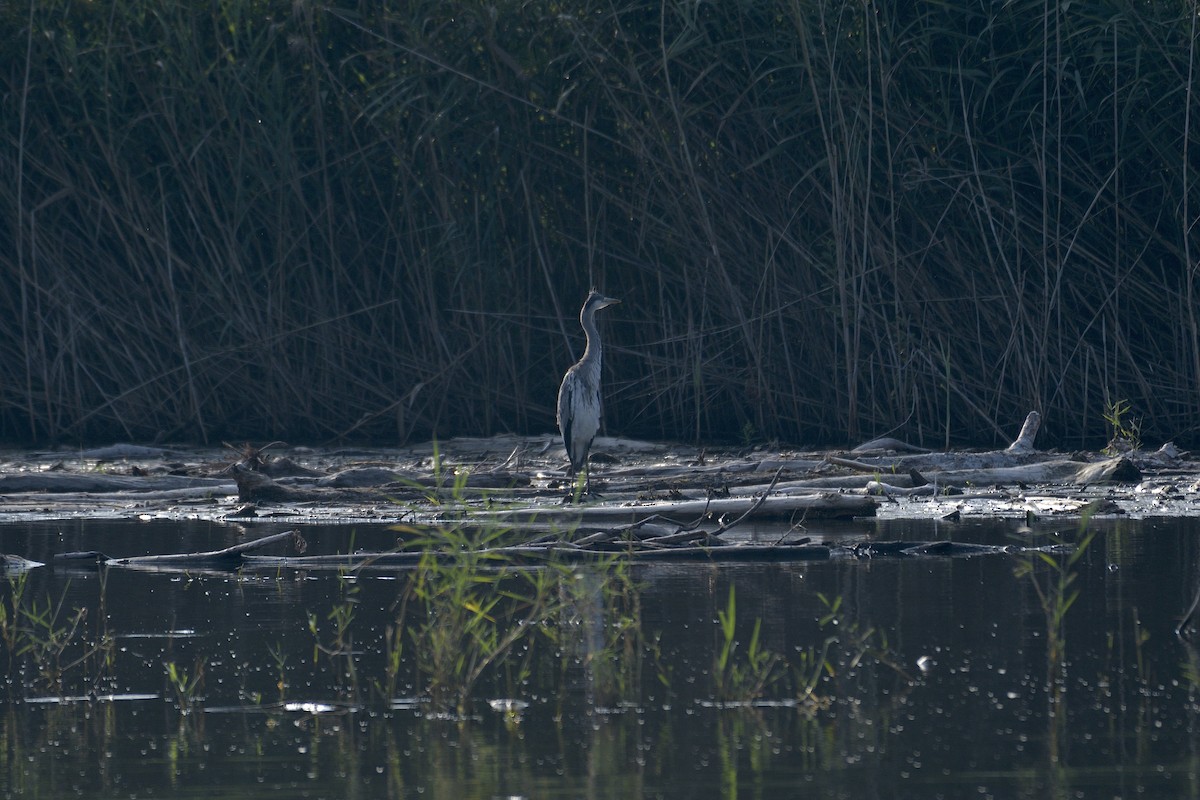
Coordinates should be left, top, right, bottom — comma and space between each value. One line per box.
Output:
0, 411, 1192, 531
1, 410, 1191, 569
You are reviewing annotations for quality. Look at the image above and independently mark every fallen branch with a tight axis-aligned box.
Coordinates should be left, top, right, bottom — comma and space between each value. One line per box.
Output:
709, 466, 785, 538
105, 530, 302, 568
468, 491, 876, 526
826, 455, 886, 473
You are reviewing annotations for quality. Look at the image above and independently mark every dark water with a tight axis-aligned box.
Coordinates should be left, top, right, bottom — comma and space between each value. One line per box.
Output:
2, 516, 1200, 799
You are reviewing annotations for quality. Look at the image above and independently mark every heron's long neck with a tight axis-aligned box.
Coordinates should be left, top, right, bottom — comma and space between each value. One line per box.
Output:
580, 308, 603, 371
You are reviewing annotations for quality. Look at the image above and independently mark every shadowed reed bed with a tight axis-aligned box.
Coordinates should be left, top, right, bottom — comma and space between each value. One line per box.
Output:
2, 1, 1200, 448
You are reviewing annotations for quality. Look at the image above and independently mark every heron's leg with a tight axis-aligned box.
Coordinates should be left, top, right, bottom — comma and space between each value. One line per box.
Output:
562, 464, 585, 503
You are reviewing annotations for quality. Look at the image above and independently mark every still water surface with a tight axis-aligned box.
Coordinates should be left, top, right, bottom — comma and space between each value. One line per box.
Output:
2, 516, 1199, 799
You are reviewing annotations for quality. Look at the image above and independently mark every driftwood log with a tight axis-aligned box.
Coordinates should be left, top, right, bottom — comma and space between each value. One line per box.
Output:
102, 530, 303, 569
0, 553, 44, 573
464, 491, 876, 526
0, 473, 232, 493
861, 455, 1142, 495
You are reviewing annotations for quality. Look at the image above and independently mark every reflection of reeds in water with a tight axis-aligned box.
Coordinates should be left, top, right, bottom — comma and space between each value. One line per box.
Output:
1014, 513, 1097, 771
3, 3, 1199, 447
559, 559, 652, 710
307, 569, 361, 702
393, 517, 572, 716
706, 584, 910, 711
1, 572, 115, 699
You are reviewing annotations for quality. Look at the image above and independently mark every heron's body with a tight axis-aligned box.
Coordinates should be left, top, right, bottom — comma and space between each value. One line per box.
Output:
557, 359, 602, 475
557, 290, 620, 493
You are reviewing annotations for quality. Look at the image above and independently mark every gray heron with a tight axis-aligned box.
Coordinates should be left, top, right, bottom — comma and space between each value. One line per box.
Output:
556, 290, 620, 495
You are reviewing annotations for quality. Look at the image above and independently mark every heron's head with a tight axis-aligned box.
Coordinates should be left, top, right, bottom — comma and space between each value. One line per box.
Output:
585, 290, 621, 313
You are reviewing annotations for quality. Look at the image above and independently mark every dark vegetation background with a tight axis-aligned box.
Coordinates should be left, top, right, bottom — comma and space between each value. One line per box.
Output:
2, 0, 1199, 449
